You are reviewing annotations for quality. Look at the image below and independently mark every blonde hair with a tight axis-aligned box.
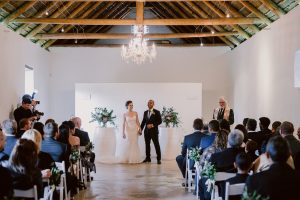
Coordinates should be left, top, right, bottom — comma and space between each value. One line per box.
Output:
21, 129, 42, 152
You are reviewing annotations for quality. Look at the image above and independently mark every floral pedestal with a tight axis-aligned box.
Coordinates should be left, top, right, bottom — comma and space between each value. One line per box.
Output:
159, 127, 182, 160
93, 127, 116, 163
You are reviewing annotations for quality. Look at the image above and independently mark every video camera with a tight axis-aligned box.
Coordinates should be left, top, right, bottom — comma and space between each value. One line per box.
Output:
31, 91, 44, 118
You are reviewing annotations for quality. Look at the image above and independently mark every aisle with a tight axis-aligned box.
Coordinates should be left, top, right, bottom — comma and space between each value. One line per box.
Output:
75, 161, 194, 200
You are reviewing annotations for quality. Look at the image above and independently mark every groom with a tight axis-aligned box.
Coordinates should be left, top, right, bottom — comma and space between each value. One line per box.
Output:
141, 99, 162, 164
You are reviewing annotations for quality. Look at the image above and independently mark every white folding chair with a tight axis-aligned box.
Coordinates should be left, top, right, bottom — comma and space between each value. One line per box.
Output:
79, 146, 92, 183
225, 182, 245, 200
13, 185, 38, 200
195, 162, 202, 199
55, 161, 69, 200
42, 186, 55, 200
185, 149, 196, 192
211, 172, 236, 200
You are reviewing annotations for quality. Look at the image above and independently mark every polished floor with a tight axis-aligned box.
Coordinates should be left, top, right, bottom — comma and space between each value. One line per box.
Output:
75, 160, 194, 200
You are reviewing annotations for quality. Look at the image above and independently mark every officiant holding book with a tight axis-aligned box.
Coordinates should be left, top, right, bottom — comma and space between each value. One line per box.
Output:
141, 99, 162, 164
213, 96, 234, 125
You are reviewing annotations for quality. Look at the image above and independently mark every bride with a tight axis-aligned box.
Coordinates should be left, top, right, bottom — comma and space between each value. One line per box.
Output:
121, 100, 142, 163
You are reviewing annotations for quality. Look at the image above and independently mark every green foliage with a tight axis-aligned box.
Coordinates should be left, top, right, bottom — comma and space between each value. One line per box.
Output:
189, 146, 202, 162
90, 107, 116, 127
200, 161, 216, 181
242, 187, 268, 200
161, 106, 180, 127
85, 142, 94, 152
49, 165, 63, 187
69, 149, 80, 164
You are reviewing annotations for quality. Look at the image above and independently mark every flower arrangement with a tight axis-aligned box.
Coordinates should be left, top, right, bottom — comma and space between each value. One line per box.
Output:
200, 161, 216, 192
189, 146, 202, 162
69, 149, 80, 164
49, 165, 63, 187
242, 187, 268, 200
85, 142, 94, 152
161, 106, 180, 127
90, 107, 116, 127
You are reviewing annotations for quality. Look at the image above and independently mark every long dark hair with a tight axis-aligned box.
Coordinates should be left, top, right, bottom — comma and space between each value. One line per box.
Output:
125, 100, 132, 108
58, 124, 70, 144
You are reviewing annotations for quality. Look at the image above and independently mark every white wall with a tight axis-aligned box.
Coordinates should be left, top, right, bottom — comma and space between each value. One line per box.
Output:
49, 46, 232, 128
0, 25, 51, 122
227, 6, 300, 126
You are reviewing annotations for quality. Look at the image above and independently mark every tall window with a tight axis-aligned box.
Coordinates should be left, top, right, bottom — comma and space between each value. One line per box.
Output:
25, 65, 34, 95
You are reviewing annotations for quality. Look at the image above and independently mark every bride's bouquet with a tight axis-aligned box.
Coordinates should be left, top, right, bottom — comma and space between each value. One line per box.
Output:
90, 107, 116, 127
161, 106, 180, 127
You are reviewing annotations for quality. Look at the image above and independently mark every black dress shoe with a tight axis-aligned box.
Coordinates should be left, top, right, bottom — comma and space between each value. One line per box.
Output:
143, 159, 151, 163
157, 160, 161, 165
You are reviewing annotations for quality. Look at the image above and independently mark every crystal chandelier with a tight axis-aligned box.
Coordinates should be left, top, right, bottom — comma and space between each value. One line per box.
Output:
121, 25, 157, 65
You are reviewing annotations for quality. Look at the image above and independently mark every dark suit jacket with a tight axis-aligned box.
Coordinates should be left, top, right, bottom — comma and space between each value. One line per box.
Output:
209, 147, 244, 172
221, 173, 249, 200
246, 163, 300, 200
0, 150, 9, 162
284, 135, 300, 158
0, 166, 13, 199
75, 128, 90, 146
3, 135, 18, 156
181, 130, 204, 157
247, 131, 265, 150
214, 108, 234, 125
38, 151, 55, 170
199, 132, 216, 150
41, 137, 67, 162
141, 109, 162, 134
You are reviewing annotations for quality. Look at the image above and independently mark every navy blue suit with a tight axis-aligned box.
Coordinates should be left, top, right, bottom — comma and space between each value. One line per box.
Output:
199, 132, 216, 150
3, 135, 18, 156
176, 130, 204, 178
41, 137, 66, 162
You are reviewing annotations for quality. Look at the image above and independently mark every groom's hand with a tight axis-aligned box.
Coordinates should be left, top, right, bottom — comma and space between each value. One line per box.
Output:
147, 124, 154, 129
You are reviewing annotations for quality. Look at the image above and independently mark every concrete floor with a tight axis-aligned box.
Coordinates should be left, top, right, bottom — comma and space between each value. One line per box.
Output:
75, 161, 194, 200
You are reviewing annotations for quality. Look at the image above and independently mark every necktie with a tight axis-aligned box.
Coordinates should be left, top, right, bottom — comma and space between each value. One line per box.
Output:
218, 108, 223, 119
148, 110, 151, 118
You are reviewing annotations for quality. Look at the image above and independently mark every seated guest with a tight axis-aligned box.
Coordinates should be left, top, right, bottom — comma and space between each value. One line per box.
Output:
297, 127, 300, 140
246, 136, 300, 199
6, 139, 43, 199
220, 152, 252, 200
200, 120, 219, 150
242, 118, 249, 127
271, 121, 281, 135
72, 117, 90, 146
21, 129, 54, 176
247, 119, 264, 152
280, 121, 300, 159
258, 117, 272, 153
220, 119, 230, 135
41, 122, 66, 162
33, 121, 45, 139
176, 118, 204, 178
209, 129, 244, 172
0, 129, 9, 162
16, 118, 31, 138
2, 119, 18, 156
245, 140, 258, 163
235, 124, 248, 143
62, 121, 80, 147
45, 118, 55, 125
0, 165, 13, 199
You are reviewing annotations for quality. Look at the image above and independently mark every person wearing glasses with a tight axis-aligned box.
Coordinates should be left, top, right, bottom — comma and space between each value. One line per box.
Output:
213, 96, 234, 125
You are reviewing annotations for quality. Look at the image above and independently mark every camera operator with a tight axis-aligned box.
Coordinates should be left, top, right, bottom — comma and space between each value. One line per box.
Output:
13, 95, 40, 126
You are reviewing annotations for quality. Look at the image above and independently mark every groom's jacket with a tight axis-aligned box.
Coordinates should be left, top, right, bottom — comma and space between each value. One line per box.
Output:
141, 109, 162, 134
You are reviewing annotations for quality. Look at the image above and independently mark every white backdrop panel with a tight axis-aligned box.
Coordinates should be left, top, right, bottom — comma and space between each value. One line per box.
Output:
75, 83, 202, 158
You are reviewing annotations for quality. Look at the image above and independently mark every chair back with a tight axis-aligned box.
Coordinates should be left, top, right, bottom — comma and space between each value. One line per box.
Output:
13, 185, 38, 200
215, 172, 236, 181
225, 182, 245, 200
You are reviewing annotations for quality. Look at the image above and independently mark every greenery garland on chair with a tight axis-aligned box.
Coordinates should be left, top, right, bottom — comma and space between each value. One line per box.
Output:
49, 165, 63, 188
200, 161, 217, 192
242, 187, 268, 200
161, 106, 180, 127
90, 107, 116, 128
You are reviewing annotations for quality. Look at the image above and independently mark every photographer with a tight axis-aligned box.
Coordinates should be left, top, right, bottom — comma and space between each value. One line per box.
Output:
13, 95, 41, 126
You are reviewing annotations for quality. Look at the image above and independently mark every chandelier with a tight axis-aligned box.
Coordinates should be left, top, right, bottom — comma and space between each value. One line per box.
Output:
121, 25, 157, 65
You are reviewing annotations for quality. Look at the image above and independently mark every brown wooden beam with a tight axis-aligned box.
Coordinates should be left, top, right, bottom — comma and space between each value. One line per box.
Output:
34, 32, 239, 39
240, 1, 272, 25
259, 0, 286, 17
2, 2, 36, 24
8, 0, 263, 2
136, 2, 144, 24
0, 1, 9, 9
14, 17, 263, 26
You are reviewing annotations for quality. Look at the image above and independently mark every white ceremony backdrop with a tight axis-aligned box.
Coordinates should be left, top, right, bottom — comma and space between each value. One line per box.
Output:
75, 83, 202, 158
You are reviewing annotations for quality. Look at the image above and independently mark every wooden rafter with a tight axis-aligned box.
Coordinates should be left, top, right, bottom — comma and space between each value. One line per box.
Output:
34, 32, 239, 39
14, 18, 263, 26
24, 1, 74, 39
7, 0, 265, 2
240, 1, 272, 25
202, 1, 250, 39
52, 43, 228, 47
259, 0, 286, 17
136, 2, 144, 24
2, 2, 36, 24
0, 1, 10, 10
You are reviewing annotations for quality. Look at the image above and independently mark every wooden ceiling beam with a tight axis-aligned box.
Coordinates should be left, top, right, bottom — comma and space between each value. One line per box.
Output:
7, 0, 264, 2
136, 2, 144, 24
2, 1, 36, 24
14, 17, 263, 26
185, 2, 237, 47
259, 0, 286, 17
224, 2, 260, 33
202, 1, 250, 39
0, 1, 9, 10
34, 32, 240, 39
24, 1, 74, 39
42, 2, 104, 48
240, 1, 272, 25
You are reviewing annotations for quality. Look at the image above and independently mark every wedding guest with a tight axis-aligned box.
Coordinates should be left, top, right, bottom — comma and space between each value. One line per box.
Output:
280, 121, 300, 158
220, 119, 231, 134
235, 124, 248, 143
0, 165, 13, 199
258, 117, 272, 153
245, 140, 258, 163
200, 120, 219, 150
176, 118, 204, 179
0, 130, 9, 162
271, 121, 281, 135
213, 96, 234, 125
246, 136, 300, 199
243, 118, 249, 127
16, 118, 31, 138
247, 119, 264, 152
72, 117, 90, 146
2, 119, 18, 156
62, 121, 80, 147
33, 121, 45, 139
6, 139, 43, 198
45, 118, 55, 125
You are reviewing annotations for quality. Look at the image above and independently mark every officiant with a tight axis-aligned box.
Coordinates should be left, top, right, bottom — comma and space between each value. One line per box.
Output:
213, 96, 234, 125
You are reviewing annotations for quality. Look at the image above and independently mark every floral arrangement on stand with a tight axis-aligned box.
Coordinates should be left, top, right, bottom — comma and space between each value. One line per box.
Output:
242, 187, 268, 200
161, 106, 180, 127
90, 107, 116, 127
200, 161, 217, 193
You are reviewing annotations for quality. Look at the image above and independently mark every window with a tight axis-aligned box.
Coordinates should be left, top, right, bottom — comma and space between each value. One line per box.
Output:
25, 65, 34, 95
